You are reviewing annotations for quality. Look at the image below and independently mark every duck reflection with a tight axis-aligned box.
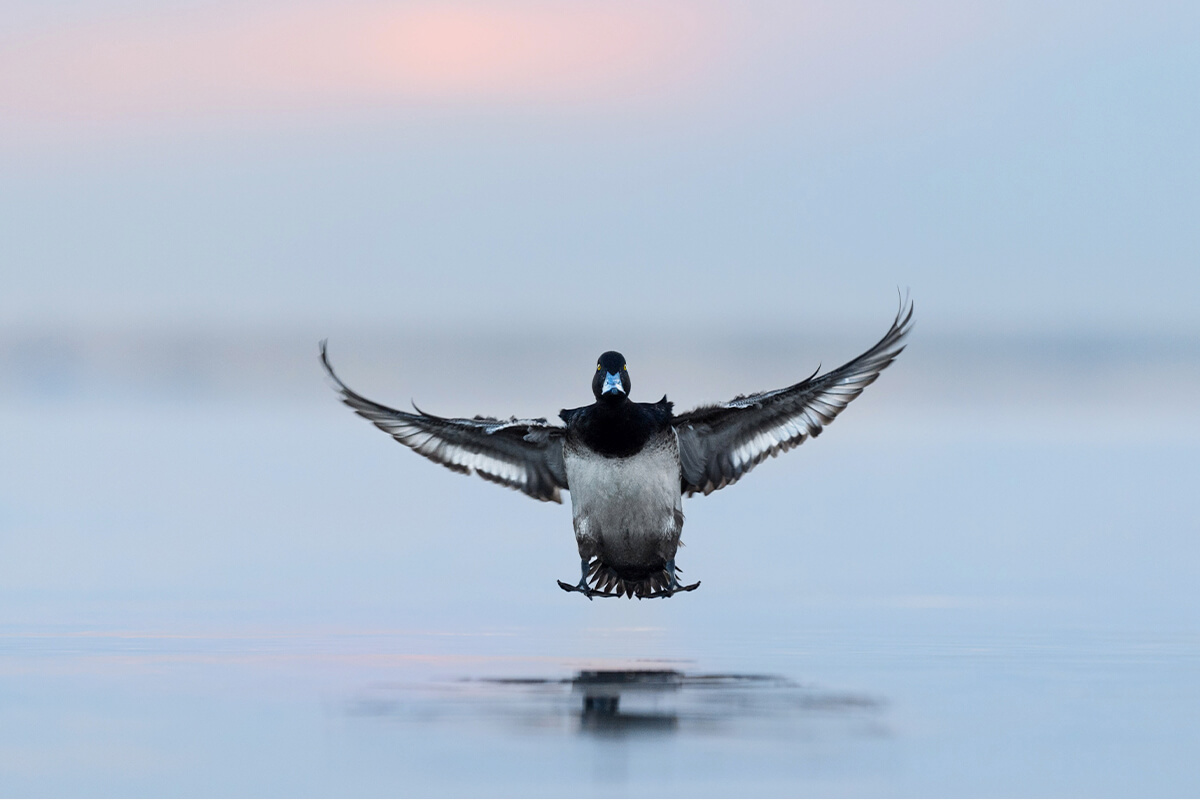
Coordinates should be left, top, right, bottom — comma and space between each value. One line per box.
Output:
574, 670, 681, 734
350, 668, 885, 741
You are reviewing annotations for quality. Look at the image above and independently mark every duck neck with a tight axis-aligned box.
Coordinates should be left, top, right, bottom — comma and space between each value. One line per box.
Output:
597, 390, 629, 407
584, 394, 653, 457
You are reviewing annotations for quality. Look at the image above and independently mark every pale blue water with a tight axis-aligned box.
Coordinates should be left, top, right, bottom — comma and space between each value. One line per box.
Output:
1, 333, 1198, 796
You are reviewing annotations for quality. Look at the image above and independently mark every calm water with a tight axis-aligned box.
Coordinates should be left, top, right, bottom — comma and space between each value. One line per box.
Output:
2, 333, 1198, 796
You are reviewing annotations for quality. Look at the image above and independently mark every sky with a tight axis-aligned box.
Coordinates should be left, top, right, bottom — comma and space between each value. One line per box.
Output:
1, 0, 1198, 336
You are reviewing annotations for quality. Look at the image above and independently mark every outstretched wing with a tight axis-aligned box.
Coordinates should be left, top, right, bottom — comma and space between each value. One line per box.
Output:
673, 299, 913, 496
320, 343, 569, 503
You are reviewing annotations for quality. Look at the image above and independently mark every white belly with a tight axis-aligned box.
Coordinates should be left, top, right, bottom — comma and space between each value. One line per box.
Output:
563, 435, 683, 569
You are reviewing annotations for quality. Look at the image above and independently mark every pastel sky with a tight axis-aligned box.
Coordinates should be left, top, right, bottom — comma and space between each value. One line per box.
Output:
1, 1, 1197, 334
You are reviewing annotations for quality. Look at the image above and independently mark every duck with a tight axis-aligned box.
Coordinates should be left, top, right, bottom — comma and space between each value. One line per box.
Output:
320, 298, 913, 599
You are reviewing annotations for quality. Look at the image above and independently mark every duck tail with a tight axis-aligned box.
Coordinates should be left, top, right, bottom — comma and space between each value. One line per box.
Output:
586, 559, 677, 599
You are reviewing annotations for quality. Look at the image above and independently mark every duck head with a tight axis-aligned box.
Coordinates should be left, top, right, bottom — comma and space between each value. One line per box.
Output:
592, 351, 631, 401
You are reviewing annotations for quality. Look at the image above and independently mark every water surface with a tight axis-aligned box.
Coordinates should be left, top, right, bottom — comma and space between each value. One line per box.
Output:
1, 333, 1197, 796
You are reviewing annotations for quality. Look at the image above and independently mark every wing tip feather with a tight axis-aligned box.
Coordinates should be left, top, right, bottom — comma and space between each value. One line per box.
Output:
676, 293, 914, 497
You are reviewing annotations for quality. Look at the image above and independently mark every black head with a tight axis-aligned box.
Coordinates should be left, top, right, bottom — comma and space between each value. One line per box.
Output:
592, 351, 631, 400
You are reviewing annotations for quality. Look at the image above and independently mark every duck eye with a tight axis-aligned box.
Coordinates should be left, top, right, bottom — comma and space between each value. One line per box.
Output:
623, 364, 627, 372
597, 364, 602, 371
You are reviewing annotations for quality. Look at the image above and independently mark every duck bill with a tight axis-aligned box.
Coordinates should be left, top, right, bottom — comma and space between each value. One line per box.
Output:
602, 372, 625, 395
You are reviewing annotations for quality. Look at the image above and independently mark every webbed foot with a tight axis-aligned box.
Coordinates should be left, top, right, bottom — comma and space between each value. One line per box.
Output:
638, 560, 700, 598
643, 559, 700, 598
557, 579, 621, 599
637, 581, 701, 599
557, 559, 609, 600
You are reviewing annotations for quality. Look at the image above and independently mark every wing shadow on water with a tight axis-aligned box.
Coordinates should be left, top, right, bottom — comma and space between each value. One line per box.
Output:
348, 669, 886, 741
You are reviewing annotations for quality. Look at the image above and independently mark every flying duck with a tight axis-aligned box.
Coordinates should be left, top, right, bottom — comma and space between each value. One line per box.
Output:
320, 298, 913, 599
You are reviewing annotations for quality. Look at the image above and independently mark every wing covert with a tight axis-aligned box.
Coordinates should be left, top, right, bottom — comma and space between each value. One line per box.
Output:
320, 343, 569, 503
674, 299, 913, 496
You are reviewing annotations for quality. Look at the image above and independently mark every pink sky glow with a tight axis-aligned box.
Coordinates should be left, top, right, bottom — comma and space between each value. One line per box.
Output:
0, 2, 721, 130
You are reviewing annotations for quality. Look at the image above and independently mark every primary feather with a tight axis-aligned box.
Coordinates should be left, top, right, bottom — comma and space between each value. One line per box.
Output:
674, 299, 913, 496
319, 342, 569, 502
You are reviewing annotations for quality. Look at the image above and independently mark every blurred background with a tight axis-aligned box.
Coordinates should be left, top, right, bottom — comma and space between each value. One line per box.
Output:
2, 1, 1198, 795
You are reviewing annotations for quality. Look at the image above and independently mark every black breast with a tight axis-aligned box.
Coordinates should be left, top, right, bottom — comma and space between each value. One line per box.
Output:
560, 396, 674, 458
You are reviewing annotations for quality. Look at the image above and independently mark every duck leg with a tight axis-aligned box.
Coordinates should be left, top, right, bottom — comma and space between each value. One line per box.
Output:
639, 559, 701, 598
665, 559, 681, 594
557, 559, 607, 599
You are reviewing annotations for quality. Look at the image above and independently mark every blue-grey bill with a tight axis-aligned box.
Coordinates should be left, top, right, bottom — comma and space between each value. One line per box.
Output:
602, 372, 625, 394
